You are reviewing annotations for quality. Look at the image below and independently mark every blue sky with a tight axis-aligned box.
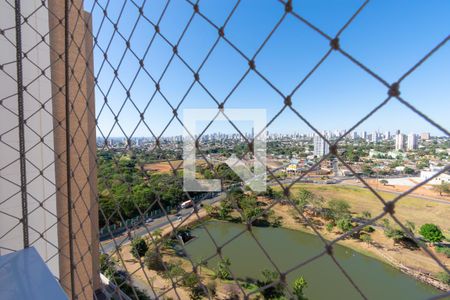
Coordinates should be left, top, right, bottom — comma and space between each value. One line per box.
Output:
86, 0, 450, 138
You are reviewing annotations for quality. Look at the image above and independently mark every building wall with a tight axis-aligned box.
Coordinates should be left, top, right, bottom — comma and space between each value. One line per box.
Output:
48, 0, 99, 297
0, 0, 99, 298
0, 0, 59, 275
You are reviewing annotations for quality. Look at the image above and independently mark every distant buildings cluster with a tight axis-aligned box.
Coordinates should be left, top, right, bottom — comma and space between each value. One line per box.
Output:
98, 129, 433, 154
394, 130, 421, 151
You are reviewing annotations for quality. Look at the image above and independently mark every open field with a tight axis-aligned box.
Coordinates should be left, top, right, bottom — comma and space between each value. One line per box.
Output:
143, 160, 183, 173
143, 159, 210, 174
273, 183, 450, 236
363, 178, 450, 201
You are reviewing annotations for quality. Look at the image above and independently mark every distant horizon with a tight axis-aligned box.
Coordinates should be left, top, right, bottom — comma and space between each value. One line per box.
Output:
98, 129, 442, 140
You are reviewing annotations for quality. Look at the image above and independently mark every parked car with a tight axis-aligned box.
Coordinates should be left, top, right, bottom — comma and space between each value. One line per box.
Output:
145, 218, 153, 223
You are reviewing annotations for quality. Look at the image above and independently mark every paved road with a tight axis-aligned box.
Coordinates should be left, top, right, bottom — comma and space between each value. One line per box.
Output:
100, 193, 225, 253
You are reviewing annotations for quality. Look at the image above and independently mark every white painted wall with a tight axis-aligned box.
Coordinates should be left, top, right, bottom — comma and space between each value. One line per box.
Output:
0, 0, 59, 277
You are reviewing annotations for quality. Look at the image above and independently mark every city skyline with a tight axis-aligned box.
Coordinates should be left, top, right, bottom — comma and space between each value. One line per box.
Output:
100, 128, 437, 140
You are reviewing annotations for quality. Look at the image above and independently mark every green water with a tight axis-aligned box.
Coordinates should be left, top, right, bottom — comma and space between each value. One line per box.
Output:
184, 221, 441, 299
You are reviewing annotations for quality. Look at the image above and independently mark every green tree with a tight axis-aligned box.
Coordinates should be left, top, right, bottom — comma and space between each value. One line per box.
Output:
296, 189, 313, 211
292, 276, 308, 300
362, 165, 374, 176
131, 237, 148, 258
328, 199, 351, 221
257, 269, 285, 299
216, 258, 232, 280
218, 201, 233, 220
433, 182, 450, 196
144, 250, 165, 271
360, 233, 372, 244
99, 253, 116, 278
419, 224, 445, 243
336, 217, 353, 233
182, 272, 204, 299
404, 167, 415, 175
301, 191, 324, 216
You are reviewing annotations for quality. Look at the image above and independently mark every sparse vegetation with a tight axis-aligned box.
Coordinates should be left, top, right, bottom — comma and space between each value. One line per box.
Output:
144, 249, 165, 271
436, 272, 450, 285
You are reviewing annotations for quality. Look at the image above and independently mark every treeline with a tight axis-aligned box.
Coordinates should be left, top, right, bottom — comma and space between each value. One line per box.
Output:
98, 151, 186, 228
97, 150, 243, 228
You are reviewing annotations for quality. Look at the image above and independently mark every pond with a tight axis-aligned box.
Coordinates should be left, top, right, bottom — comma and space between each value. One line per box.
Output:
184, 221, 440, 299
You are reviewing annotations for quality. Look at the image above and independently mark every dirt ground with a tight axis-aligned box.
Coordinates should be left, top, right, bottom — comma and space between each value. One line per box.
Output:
143, 160, 184, 173
363, 178, 450, 201
143, 159, 209, 174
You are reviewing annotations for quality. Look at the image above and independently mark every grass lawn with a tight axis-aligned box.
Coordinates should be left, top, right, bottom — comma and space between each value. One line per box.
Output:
273, 184, 450, 236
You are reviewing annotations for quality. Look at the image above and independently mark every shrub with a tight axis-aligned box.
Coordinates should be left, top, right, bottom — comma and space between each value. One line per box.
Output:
163, 263, 186, 280
326, 222, 334, 232
436, 272, 450, 285
360, 233, 372, 244
336, 217, 353, 233
257, 269, 285, 299
182, 272, 200, 288
436, 246, 450, 258
292, 276, 308, 300
216, 258, 232, 280
131, 237, 148, 258
362, 225, 375, 233
328, 199, 351, 221
99, 253, 116, 278
360, 210, 372, 219
419, 224, 445, 243
144, 250, 165, 271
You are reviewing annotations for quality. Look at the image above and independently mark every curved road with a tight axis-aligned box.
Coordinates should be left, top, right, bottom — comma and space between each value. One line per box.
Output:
100, 194, 225, 254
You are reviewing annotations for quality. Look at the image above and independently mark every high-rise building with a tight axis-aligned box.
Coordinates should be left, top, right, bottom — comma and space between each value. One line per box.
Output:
420, 132, 430, 140
395, 130, 405, 151
352, 131, 358, 139
407, 133, 418, 150
384, 131, 391, 140
313, 135, 329, 157
371, 131, 379, 143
